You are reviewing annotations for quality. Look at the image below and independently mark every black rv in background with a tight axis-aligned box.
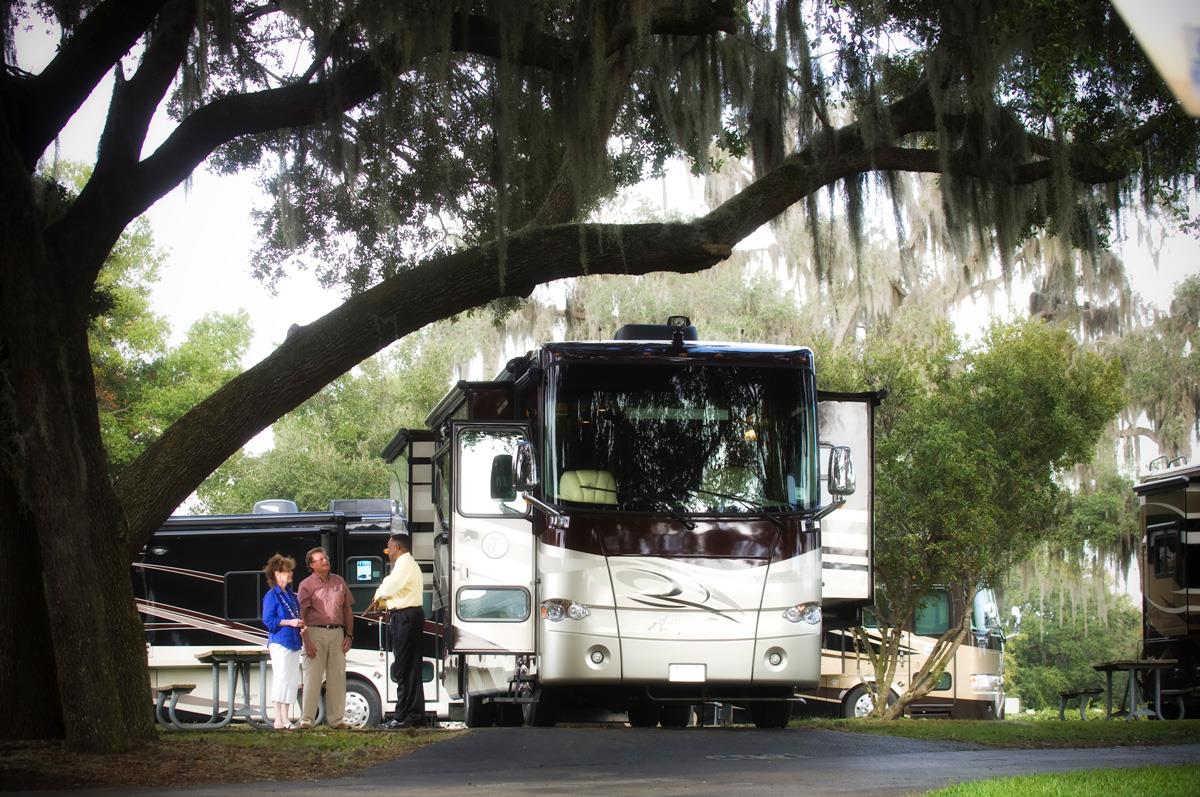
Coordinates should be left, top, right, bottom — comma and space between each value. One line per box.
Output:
133, 498, 447, 727
1135, 459, 1200, 718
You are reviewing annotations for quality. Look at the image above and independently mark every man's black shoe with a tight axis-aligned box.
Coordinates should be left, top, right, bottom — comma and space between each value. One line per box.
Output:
379, 719, 413, 729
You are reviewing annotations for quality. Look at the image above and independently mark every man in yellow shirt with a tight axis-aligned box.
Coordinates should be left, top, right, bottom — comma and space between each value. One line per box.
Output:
368, 533, 427, 728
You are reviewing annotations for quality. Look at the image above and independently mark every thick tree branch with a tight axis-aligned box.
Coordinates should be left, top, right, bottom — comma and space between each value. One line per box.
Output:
605, 0, 738, 57
94, 0, 194, 178
116, 221, 732, 547
7, 0, 169, 169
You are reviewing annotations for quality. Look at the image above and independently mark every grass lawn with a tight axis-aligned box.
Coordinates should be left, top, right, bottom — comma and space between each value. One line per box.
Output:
923, 762, 1200, 796
793, 717, 1200, 748
0, 725, 460, 791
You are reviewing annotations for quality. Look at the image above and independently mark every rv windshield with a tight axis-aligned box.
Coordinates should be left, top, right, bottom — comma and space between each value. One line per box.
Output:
548, 361, 818, 514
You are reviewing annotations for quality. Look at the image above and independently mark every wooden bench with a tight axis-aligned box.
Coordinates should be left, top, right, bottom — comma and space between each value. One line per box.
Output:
1058, 687, 1104, 720
154, 684, 196, 729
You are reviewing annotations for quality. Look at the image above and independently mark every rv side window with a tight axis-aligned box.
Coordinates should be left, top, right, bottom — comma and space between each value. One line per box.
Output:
225, 571, 265, 622
913, 590, 951, 636
456, 587, 530, 622
434, 450, 451, 526
1154, 534, 1177, 579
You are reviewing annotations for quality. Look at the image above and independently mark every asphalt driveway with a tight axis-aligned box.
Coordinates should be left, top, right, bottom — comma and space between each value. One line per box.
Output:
59, 727, 1200, 797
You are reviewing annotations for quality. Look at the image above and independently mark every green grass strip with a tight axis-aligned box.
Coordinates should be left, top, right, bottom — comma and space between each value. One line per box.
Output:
793, 718, 1200, 748
923, 762, 1200, 796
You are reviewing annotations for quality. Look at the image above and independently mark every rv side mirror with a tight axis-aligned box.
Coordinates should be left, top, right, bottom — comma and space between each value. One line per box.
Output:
828, 445, 856, 496
514, 438, 538, 491
489, 454, 516, 501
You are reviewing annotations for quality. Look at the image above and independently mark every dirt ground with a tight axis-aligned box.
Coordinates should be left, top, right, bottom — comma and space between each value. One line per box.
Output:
0, 730, 439, 792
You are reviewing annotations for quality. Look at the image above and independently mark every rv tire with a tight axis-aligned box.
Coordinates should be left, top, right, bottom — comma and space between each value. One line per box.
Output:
498, 703, 524, 726
659, 703, 691, 728
843, 684, 892, 719
463, 683, 495, 728
344, 680, 383, 729
627, 703, 657, 727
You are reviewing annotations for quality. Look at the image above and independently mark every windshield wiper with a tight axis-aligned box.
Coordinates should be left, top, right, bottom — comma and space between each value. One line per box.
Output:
693, 488, 786, 529
621, 492, 697, 530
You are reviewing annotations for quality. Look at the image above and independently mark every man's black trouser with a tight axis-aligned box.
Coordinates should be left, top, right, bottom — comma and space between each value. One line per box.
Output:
389, 606, 426, 724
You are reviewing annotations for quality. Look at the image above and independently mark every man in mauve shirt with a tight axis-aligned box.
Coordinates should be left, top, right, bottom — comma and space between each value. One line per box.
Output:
297, 546, 355, 728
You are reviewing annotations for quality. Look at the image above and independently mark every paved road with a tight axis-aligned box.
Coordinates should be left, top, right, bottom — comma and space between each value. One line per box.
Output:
57, 728, 1200, 797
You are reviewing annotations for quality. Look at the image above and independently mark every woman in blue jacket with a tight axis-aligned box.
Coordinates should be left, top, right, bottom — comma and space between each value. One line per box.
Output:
262, 553, 305, 729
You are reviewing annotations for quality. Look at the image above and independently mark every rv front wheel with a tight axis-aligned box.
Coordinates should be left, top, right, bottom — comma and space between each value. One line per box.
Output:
843, 685, 890, 719
344, 680, 382, 729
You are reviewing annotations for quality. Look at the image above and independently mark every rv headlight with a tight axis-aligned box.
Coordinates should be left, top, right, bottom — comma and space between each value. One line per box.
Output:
540, 599, 591, 622
783, 603, 821, 625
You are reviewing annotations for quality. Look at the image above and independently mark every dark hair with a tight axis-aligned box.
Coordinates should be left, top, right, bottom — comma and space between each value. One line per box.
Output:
389, 533, 412, 551
264, 553, 296, 584
306, 546, 328, 567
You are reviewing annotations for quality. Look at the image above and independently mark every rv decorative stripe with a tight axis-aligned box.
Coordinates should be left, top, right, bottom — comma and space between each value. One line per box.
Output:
137, 599, 268, 643
131, 562, 224, 582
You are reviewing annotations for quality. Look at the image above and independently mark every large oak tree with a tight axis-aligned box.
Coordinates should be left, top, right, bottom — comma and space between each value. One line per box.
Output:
2, 0, 1196, 750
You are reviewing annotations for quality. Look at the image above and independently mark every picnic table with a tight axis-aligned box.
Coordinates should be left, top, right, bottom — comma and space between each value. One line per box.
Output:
1092, 659, 1178, 721
155, 649, 272, 730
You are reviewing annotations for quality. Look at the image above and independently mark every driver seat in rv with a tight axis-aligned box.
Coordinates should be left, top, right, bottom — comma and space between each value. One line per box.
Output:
559, 470, 618, 504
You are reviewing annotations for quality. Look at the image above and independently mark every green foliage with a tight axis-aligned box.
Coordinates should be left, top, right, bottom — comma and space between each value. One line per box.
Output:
924, 763, 1200, 797
66, 159, 251, 475
563, 262, 818, 344
869, 319, 1123, 606
794, 717, 1200, 748
819, 316, 1124, 715
1113, 275, 1200, 458
1004, 591, 1141, 711
195, 317, 490, 512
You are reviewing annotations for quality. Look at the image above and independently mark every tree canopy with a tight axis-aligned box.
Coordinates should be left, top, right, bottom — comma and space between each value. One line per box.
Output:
817, 315, 1123, 716
3, 0, 1199, 752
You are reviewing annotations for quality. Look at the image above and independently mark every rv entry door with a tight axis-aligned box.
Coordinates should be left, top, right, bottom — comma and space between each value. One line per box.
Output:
817, 391, 880, 606
448, 423, 535, 654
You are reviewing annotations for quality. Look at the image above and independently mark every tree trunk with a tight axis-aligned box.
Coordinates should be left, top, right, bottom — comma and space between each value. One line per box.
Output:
0, 469, 62, 739
1, 147, 153, 751
1, 259, 155, 752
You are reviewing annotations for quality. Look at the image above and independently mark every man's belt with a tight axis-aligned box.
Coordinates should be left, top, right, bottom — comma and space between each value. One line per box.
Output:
388, 606, 422, 613
312, 624, 343, 629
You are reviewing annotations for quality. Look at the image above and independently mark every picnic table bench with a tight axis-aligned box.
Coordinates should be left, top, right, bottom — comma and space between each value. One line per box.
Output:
1058, 687, 1104, 720
153, 649, 271, 730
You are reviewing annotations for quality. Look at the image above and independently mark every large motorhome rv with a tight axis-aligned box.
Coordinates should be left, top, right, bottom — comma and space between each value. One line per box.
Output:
134, 499, 447, 727
800, 586, 1005, 719
382, 316, 878, 728
1134, 457, 1200, 718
